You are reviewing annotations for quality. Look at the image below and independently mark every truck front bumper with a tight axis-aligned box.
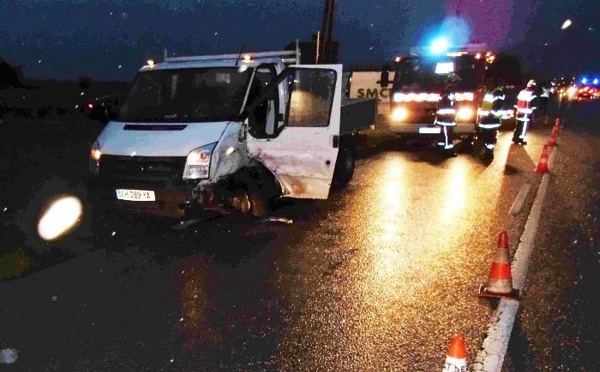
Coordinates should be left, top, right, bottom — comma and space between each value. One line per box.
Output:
91, 178, 224, 219
383, 122, 477, 135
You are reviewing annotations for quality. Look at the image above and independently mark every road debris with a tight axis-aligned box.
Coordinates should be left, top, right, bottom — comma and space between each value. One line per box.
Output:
261, 217, 294, 224
171, 219, 204, 230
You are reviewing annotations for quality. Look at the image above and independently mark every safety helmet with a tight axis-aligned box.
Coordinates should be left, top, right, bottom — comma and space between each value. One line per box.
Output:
527, 79, 537, 88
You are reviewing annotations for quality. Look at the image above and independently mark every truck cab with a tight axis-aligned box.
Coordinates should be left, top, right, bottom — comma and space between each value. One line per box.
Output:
382, 45, 490, 143
89, 47, 375, 219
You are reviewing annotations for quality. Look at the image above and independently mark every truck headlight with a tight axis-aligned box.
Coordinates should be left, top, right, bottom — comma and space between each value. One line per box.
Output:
456, 107, 474, 121
391, 107, 409, 121
89, 141, 101, 174
183, 143, 216, 180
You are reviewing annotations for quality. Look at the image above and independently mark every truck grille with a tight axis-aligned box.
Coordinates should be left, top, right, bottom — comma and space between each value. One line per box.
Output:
99, 155, 187, 184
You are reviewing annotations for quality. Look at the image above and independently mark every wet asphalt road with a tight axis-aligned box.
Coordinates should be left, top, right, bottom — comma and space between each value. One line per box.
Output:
0, 99, 598, 371
504, 98, 600, 372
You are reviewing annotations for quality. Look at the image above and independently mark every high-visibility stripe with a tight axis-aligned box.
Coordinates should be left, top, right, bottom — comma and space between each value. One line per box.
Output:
517, 90, 535, 101
479, 123, 501, 129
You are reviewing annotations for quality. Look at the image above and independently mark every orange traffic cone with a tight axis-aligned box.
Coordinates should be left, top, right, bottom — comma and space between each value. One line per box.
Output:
535, 144, 550, 173
547, 129, 558, 147
442, 334, 467, 372
552, 118, 561, 134
479, 231, 520, 300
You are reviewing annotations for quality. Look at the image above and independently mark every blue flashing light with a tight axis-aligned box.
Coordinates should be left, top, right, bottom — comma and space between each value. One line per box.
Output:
594, 78, 599, 85
431, 38, 449, 54
581, 77, 587, 84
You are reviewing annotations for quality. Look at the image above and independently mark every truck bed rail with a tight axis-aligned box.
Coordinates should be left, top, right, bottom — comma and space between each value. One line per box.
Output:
162, 41, 301, 65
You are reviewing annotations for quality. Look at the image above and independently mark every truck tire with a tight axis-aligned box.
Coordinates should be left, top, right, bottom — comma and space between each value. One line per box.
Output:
332, 136, 356, 189
242, 164, 280, 218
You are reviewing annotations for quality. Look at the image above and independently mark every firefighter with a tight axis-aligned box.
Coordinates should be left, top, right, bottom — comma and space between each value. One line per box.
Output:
513, 79, 538, 145
435, 73, 461, 156
477, 78, 505, 159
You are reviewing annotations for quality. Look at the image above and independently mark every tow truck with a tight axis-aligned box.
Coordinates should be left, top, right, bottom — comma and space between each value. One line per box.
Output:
88, 45, 376, 219
379, 43, 495, 146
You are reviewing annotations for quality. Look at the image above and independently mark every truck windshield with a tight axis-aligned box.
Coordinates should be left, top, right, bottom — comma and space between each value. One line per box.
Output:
119, 67, 254, 122
393, 55, 483, 92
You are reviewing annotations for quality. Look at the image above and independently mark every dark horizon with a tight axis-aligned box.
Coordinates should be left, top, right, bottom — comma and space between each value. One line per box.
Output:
1, 0, 597, 82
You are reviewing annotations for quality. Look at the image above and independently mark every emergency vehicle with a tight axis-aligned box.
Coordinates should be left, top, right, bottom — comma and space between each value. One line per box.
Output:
380, 43, 495, 144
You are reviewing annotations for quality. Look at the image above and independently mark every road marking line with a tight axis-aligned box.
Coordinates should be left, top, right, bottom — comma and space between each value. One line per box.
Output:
473, 146, 557, 372
508, 183, 531, 215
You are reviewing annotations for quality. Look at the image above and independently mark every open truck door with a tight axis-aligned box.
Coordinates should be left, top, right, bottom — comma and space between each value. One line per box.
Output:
245, 65, 342, 199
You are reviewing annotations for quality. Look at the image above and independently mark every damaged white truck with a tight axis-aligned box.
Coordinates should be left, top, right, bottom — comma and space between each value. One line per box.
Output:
88, 48, 376, 219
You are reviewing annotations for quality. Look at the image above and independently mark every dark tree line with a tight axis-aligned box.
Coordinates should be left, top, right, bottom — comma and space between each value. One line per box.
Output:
0, 57, 24, 90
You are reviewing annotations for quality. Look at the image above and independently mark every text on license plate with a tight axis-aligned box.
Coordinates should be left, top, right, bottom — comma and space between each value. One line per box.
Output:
419, 127, 441, 134
115, 189, 156, 201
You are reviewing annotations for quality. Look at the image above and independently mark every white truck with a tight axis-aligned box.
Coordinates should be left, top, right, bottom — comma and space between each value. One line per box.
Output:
88, 47, 376, 218
344, 70, 395, 117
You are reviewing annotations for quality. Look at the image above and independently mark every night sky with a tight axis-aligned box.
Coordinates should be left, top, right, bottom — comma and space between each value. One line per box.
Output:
0, 0, 597, 81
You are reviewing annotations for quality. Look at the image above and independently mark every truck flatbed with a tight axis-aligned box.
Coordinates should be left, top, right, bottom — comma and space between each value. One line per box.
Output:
340, 97, 377, 135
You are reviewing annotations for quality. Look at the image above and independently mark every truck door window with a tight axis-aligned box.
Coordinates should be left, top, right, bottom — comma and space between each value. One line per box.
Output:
246, 64, 277, 135
286, 69, 336, 128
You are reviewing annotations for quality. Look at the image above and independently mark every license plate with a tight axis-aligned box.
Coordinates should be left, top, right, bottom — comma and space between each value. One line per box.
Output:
419, 127, 441, 134
115, 189, 155, 201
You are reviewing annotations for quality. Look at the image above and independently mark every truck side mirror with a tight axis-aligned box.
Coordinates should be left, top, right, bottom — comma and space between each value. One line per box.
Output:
247, 93, 279, 139
380, 66, 390, 88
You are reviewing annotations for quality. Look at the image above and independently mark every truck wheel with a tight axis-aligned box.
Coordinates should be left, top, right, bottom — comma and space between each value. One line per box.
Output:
248, 191, 268, 218
244, 165, 278, 218
332, 138, 356, 189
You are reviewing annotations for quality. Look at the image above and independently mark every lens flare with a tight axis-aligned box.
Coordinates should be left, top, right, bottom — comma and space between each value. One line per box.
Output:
37, 195, 83, 241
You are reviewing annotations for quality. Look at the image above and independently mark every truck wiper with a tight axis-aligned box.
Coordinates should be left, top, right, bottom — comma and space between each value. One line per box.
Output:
164, 114, 178, 119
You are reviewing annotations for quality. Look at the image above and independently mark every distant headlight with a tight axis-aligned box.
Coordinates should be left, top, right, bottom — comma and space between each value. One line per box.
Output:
183, 143, 216, 180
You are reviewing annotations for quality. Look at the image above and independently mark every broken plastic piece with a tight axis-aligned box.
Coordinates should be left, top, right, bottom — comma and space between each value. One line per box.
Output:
263, 217, 294, 224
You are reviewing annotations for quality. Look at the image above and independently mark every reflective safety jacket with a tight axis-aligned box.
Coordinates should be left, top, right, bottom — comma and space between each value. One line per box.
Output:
479, 86, 505, 129
435, 92, 457, 127
540, 87, 550, 98
515, 87, 537, 115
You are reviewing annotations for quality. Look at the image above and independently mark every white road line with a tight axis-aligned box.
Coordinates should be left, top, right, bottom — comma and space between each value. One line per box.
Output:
508, 183, 532, 215
473, 145, 557, 372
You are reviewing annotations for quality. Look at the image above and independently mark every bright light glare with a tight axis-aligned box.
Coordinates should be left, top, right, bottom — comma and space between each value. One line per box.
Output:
456, 107, 474, 121
37, 196, 83, 241
561, 19, 572, 30
391, 107, 409, 121
582, 78, 588, 84
431, 38, 449, 54
594, 78, 599, 85
91, 149, 102, 161
435, 62, 454, 74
